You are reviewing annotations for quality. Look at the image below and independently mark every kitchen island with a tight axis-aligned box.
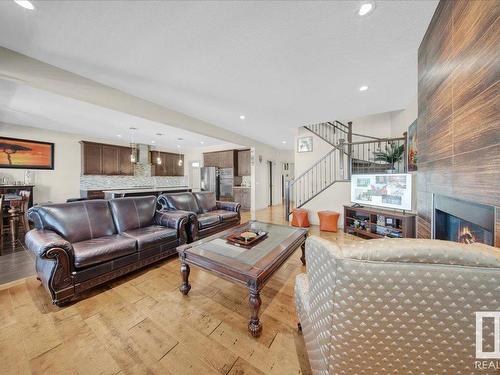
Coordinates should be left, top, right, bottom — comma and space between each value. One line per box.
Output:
81, 186, 191, 200
103, 186, 191, 199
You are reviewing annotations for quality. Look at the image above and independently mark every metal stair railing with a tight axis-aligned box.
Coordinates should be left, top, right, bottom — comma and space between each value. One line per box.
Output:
285, 120, 408, 219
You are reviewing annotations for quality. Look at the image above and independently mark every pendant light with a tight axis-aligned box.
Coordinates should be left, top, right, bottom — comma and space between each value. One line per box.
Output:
129, 127, 138, 163
155, 133, 163, 165
177, 138, 183, 167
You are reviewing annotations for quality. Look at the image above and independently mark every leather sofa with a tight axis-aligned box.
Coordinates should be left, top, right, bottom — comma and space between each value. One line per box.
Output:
295, 236, 500, 375
157, 191, 241, 241
25, 196, 189, 306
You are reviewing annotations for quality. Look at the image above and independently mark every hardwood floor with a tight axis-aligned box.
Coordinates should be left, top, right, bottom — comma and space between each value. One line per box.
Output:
0, 228, 36, 286
0, 205, 359, 375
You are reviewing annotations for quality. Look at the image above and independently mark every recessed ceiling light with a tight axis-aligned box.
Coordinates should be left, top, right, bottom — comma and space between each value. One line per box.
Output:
117, 134, 122, 138
358, 2, 375, 16
359, 85, 369, 92
151, 140, 155, 144
14, 0, 35, 10
239, 115, 245, 120
177, 145, 181, 148
282, 140, 287, 144
200, 141, 205, 145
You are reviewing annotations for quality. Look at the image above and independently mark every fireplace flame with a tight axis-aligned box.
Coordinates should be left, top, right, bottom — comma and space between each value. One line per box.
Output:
459, 225, 476, 244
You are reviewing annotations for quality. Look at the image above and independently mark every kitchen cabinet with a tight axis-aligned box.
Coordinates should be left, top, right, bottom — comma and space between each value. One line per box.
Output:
101, 145, 119, 175
218, 150, 234, 168
233, 187, 251, 210
82, 142, 102, 175
151, 151, 184, 176
237, 149, 251, 176
203, 152, 218, 167
203, 150, 238, 169
119, 147, 134, 175
81, 141, 134, 176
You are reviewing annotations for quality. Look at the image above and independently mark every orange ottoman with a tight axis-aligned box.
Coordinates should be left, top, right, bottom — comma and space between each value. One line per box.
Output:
318, 210, 340, 232
291, 208, 310, 228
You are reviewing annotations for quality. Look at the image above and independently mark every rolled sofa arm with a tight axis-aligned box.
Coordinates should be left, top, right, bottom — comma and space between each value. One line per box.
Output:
25, 229, 74, 260
216, 201, 241, 213
25, 229, 75, 306
155, 209, 198, 243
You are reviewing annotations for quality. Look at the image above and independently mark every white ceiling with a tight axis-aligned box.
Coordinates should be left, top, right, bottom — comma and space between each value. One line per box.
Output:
0, 0, 437, 149
0, 80, 236, 151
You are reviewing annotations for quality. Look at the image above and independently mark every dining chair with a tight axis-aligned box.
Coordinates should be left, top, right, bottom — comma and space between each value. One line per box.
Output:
2, 191, 30, 243
18, 190, 31, 231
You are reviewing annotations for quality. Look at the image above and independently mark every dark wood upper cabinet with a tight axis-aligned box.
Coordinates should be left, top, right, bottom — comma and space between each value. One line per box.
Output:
203, 152, 217, 167
237, 149, 251, 176
119, 147, 134, 175
151, 151, 184, 176
101, 144, 119, 175
81, 142, 102, 175
203, 150, 238, 170
81, 141, 134, 176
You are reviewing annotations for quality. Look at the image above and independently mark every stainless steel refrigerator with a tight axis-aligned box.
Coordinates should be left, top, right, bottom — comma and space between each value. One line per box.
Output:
200, 167, 233, 200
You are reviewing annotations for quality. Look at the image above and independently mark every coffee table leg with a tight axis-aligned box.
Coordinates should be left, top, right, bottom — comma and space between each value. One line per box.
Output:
248, 290, 262, 337
300, 242, 306, 266
179, 262, 191, 295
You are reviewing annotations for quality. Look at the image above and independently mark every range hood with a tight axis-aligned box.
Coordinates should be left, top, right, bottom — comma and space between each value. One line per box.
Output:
135, 144, 151, 166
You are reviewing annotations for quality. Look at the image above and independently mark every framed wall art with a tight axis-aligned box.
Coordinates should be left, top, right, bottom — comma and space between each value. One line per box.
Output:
297, 136, 313, 153
0, 136, 55, 170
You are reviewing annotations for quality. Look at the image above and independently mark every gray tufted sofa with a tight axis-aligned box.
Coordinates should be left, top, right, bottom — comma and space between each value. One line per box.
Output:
295, 236, 500, 375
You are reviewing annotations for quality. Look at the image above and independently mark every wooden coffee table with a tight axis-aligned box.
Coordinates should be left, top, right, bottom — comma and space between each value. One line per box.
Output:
176, 220, 307, 337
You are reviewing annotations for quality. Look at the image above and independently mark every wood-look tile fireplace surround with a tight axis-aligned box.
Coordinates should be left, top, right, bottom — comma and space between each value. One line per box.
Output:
417, 0, 499, 247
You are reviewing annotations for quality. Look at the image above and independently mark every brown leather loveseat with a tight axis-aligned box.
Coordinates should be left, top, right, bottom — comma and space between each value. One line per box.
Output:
157, 191, 241, 241
25, 196, 188, 306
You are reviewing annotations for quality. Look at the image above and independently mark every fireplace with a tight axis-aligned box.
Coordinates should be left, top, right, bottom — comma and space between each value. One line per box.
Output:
433, 195, 494, 246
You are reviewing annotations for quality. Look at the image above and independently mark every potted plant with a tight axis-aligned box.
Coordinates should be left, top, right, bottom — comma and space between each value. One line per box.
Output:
373, 143, 404, 173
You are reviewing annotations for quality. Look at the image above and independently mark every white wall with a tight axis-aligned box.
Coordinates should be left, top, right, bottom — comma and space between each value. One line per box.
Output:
390, 95, 417, 137
342, 112, 393, 142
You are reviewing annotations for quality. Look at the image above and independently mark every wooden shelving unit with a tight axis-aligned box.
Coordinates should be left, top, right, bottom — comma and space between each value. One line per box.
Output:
344, 205, 416, 239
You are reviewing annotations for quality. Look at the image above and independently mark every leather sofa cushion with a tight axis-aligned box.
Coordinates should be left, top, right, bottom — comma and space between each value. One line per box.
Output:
161, 193, 201, 214
123, 225, 177, 250
73, 234, 137, 269
27, 200, 116, 243
197, 213, 220, 229
209, 209, 238, 221
109, 196, 156, 232
193, 192, 217, 213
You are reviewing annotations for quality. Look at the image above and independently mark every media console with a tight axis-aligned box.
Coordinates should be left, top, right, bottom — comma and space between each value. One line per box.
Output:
344, 205, 416, 239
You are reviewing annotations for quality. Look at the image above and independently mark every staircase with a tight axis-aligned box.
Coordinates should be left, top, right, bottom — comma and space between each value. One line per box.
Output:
285, 121, 407, 218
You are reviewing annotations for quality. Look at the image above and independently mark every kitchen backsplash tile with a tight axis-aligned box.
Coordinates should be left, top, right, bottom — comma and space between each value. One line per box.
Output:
81, 175, 187, 190
241, 175, 251, 187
